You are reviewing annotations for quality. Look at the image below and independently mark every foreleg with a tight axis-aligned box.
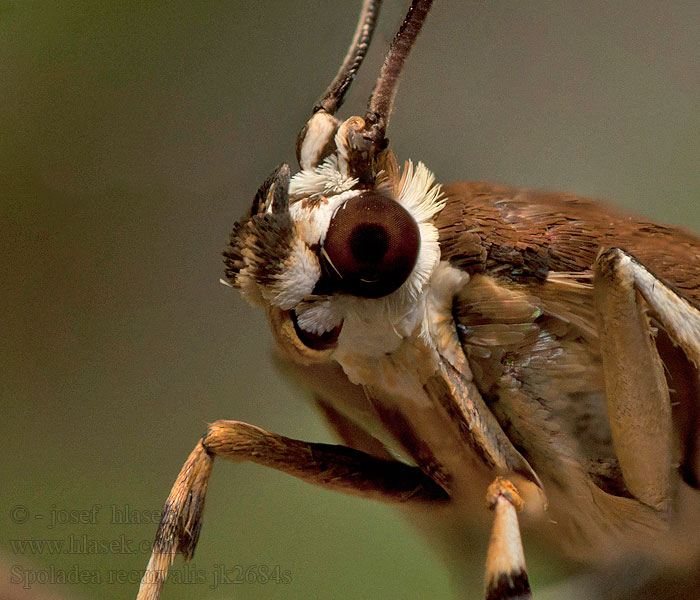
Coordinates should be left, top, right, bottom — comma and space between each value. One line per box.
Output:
136, 419, 449, 600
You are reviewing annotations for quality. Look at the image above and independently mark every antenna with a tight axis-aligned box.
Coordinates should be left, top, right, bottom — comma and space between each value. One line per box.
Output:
365, 0, 434, 150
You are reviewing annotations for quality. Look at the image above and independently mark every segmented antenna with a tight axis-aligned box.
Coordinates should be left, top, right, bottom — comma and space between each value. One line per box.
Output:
365, 0, 434, 149
298, 0, 434, 173
314, 0, 383, 115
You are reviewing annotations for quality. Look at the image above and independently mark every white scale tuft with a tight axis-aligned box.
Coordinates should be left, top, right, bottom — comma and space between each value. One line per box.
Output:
289, 154, 358, 199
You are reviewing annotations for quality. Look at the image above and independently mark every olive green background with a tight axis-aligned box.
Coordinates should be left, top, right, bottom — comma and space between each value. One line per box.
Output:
3, 1, 699, 599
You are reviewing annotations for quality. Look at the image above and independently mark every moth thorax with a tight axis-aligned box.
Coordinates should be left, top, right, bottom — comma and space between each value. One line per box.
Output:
321, 191, 420, 299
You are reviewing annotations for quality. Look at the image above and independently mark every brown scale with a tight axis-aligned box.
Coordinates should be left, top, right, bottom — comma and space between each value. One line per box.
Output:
438, 182, 700, 302
438, 181, 700, 487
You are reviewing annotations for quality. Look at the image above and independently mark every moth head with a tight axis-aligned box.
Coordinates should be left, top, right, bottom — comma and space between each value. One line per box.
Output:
223, 140, 443, 346
223, 1, 438, 352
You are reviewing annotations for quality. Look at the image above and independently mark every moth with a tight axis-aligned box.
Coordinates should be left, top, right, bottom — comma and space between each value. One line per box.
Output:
137, 1, 700, 599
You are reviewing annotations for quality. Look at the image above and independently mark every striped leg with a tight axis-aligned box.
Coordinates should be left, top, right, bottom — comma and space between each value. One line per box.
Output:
137, 419, 449, 600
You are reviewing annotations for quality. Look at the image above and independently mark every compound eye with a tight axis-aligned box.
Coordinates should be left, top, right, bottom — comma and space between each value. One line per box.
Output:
321, 192, 420, 298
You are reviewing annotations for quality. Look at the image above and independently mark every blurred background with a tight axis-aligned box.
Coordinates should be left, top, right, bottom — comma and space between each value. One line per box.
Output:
3, 1, 699, 598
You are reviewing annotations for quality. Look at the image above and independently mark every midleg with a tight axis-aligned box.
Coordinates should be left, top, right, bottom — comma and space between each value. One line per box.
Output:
484, 477, 531, 600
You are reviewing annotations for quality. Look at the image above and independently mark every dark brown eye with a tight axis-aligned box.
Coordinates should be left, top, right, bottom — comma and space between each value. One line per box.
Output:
321, 192, 420, 298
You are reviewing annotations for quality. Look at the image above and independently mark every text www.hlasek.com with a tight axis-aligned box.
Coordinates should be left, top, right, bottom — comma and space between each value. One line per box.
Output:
10, 535, 152, 556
